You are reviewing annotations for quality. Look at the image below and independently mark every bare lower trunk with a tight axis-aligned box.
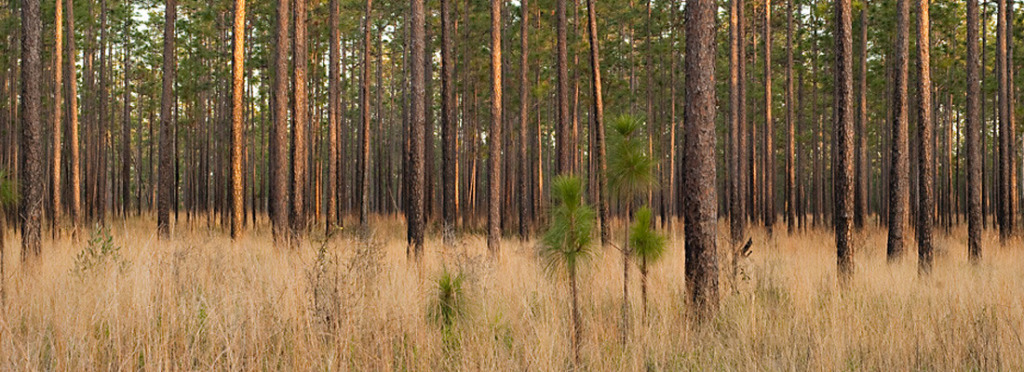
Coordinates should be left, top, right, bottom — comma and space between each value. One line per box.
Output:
157, 0, 177, 239
967, 0, 983, 261
915, 0, 933, 273
887, 0, 910, 261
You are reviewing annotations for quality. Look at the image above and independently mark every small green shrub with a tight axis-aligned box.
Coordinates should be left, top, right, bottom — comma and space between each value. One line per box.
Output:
73, 226, 129, 275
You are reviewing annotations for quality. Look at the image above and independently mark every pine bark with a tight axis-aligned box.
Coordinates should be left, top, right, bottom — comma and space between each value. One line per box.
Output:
785, 0, 795, 234
764, 0, 774, 235
915, 0, 933, 273
556, 0, 570, 175
967, 0, 983, 261
409, 0, 426, 258
327, 0, 340, 230
855, 3, 868, 228
834, 0, 854, 278
886, 0, 910, 261
730, 0, 745, 244
684, 0, 719, 317
121, 6, 132, 217
157, 0, 177, 239
518, 0, 530, 239
291, 0, 308, 235
52, 0, 63, 233
270, 0, 291, 239
230, 0, 246, 239
360, 0, 372, 227
487, 0, 502, 253
586, 0, 608, 245
20, 0, 43, 258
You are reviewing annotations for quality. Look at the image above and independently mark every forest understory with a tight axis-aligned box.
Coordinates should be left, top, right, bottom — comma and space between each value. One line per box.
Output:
0, 216, 1021, 371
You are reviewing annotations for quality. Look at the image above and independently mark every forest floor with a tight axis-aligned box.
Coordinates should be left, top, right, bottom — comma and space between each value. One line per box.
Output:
0, 216, 1022, 370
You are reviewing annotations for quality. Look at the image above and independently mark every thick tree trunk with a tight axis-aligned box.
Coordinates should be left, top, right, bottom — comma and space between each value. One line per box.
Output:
997, 0, 1010, 239
785, 0, 795, 234
915, 0, 933, 273
230, 0, 246, 239
834, 0, 854, 279
886, 0, 909, 261
967, 0, 983, 261
441, 0, 458, 236
21, 0, 43, 258
487, 0, 502, 254
157, 0, 177, 239
291, 0, 308, 235
271, 0, 291, 239
683, 0, 719, 317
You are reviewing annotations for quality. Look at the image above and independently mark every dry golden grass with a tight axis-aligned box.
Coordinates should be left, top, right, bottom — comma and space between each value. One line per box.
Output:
0, 216, 1022, 370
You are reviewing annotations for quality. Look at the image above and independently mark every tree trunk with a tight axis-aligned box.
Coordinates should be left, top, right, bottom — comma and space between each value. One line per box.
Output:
121, 6, 132, 218
487, 0, 502, 254
855, 3, 867, 229
20, 0, 43, 258
518, 0, 530, 240
409, 0, 426, 258
730, 0, 745, 245
97, 0, 109, 223
360, 0, 372, 227
967, 0, 983, 261
915, 0, 933, 273
52, 0, 63, 235
556, 0, 570, 175
683, 0, 719, 317
586, 0, 608, 245
230, 0, 246, 239
785, 0, 795, 234
327, 0, 339, 230
886, 0, 909, 261
157, 0, 177, 239
65, 0, 80, 232
271, 0, 291, 239
291, 0, 308, 236
764, 0, 774, 235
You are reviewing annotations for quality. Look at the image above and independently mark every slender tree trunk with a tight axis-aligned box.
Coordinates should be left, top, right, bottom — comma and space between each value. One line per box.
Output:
886, 0, 909, 261
65, 0, 84, 231
730, 0, 745, 244
121, 6, 131, 218
157, 0, 176, 239
52, 0, 63, 235
586, 0, 608, 245
409, 0, 426, 258
21, 0, 43, 258
764, 0, 774, 236
785, 0, 795, 234
487, 0, 502, 254
327, 0, 339, 230
569, 264, 581, 368
518, 0, 530, 240
98, 0, 109, 223
998, 0, 1009, 239
968, 0, 983, 262
915, 0, 933, 273
360, 0, 372, 227
441, 0, 458, 236
556, 0, 570, 175
230, 0, 246, 239
683, 0, 719, 317
855, 3, 867, 229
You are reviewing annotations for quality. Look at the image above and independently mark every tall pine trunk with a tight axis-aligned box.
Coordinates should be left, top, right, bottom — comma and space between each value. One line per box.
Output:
21, 0, 43, 258
157, 0, 177, 239
915, 0, 933, 273
230, 0, 246, 239
360, 0, 372, 227
683, 0, 719, 317
886, 0, 910, 261
409, 0, 426, 258
586, 0, 608, 245
967, 0, 983, 261
487, 0, 502, 254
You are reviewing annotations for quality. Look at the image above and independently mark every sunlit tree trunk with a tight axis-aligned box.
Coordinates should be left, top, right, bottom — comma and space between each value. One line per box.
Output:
230, 0, 246, 239
21, 0, 44, 258
487, 0, 502, 254
915, 0, 933, 273
409, 0, 426, 258
967, 0, 983, 261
